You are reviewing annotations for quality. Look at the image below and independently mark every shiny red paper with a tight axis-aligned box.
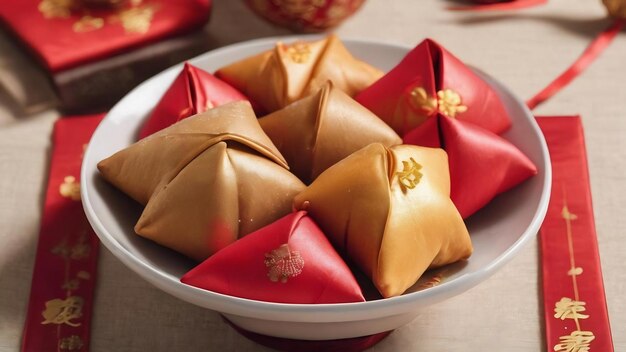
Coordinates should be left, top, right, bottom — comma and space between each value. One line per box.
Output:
538, 116, 613, 352
355, 39, 511, 136
0, 0, 211, 72
21, 114, 104, 352
404, 115, 537, 218
181, 211, 365, 304
138, 63, 248, 139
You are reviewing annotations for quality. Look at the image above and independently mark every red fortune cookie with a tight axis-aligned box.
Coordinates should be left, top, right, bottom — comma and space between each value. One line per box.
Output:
182, 211, 365, 304
403, 115, 537, 218
356, 39, 511, 137
138, 63, 248, 139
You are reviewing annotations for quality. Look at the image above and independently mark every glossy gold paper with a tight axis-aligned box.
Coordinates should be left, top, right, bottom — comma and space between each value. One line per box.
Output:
293, 143, 472, 298
259, 82, 401, 183
98, 101, 304, 261
216, 35, 383, 112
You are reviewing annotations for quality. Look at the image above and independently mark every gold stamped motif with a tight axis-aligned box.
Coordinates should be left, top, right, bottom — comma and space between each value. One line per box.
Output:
554, 297, 589, 320
39, 0, 75, 18
77, 270, 91, 280
554, 331, 595, 352
275, 0, 326, 20
41, 296, 84, 327
409, 87, 467, 118
286, 43, 312, 64
410, 87, 437, 115
114, 5, 157, 34
59, 335, 84, 351
436, 89, 467, 118
395, 157, 423, 192
264, 244, 304, 283
60, 176, 81, 201
73, 15, 105, 32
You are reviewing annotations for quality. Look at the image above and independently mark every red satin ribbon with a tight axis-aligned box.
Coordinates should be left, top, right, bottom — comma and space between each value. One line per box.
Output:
447, 0, 547, 12
537, 116, 613, 352
21, 114, 104, 352
527, 20, 624, 109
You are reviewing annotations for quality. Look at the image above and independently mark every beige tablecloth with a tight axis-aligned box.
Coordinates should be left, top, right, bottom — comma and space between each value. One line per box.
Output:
1, 0, 625, 351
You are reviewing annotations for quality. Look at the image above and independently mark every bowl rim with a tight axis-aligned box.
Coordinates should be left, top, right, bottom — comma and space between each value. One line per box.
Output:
81, 35, 552, 323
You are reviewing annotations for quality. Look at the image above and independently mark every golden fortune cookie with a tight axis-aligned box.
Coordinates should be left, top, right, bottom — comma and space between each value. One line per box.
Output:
215, 35, 384, 113
98, 101, 305, 261
293, 143, 473, 298
258, 81, 402, 183
603, 0, 626, 18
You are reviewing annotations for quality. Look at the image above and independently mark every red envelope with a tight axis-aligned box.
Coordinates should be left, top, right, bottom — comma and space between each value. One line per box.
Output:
0, 0, 212, 72
181, 211, 365, 304
404, 115, 537, 218
138, 63, 248, 139
356, 39, 511, 136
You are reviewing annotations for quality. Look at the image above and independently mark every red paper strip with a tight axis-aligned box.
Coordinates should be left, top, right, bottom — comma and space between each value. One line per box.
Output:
527, 20, 624, 110
447, 0, 546, 12
21, 114, 104, 352
537, 116, 613, 352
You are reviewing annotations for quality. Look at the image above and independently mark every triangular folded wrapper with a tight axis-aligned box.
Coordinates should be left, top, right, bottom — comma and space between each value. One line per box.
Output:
259, 82, 402, 183
98, 101, 305, 261
138, 63, 249, 139
404, 115, 537, 218
356, 39, 511, 136
293, 143, 472, 298
215, 35, 383, 113
181, 211, 366, 304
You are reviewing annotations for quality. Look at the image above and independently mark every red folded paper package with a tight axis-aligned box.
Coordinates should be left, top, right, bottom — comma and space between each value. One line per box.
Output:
181, 211, 365, 304
404, 115, 537, 218
0, 0, 212, 72
138, 63, 248, 138
355, 39, 511, 136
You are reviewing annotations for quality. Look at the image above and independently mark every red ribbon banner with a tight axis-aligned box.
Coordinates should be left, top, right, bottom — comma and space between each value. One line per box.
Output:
537, 116, 614, 352
21, 114, 104, 352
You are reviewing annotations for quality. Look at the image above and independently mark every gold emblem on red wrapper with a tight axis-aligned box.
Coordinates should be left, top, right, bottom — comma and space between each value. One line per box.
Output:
60, 176, 81, 201
59, 335, 84, 351
436, 89, 467, 118
41, 296, 84, 327
73, 15, 105, 32
410, 87, 438, 115
264, 244, 304, 283
395, 157, 423, 192
38, 0, 158, 34
409, 87, 467, 118
113, 4, 157, 34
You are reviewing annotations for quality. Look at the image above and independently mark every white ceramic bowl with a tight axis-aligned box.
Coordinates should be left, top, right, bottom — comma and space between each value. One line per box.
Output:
81, 36, 551, 340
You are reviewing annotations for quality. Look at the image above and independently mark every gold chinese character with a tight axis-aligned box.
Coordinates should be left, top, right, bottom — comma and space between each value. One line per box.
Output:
554, 330, 595, 352
554, 297, 589, 320
395, 157, 423, 192
436, 89, 467, 118
286, 43, 312, 64
409, 87, 438, 115
60, 176, 81, 201
264, 244, 304, 283
41, 296, 84, 327
59, 335, 84, 351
